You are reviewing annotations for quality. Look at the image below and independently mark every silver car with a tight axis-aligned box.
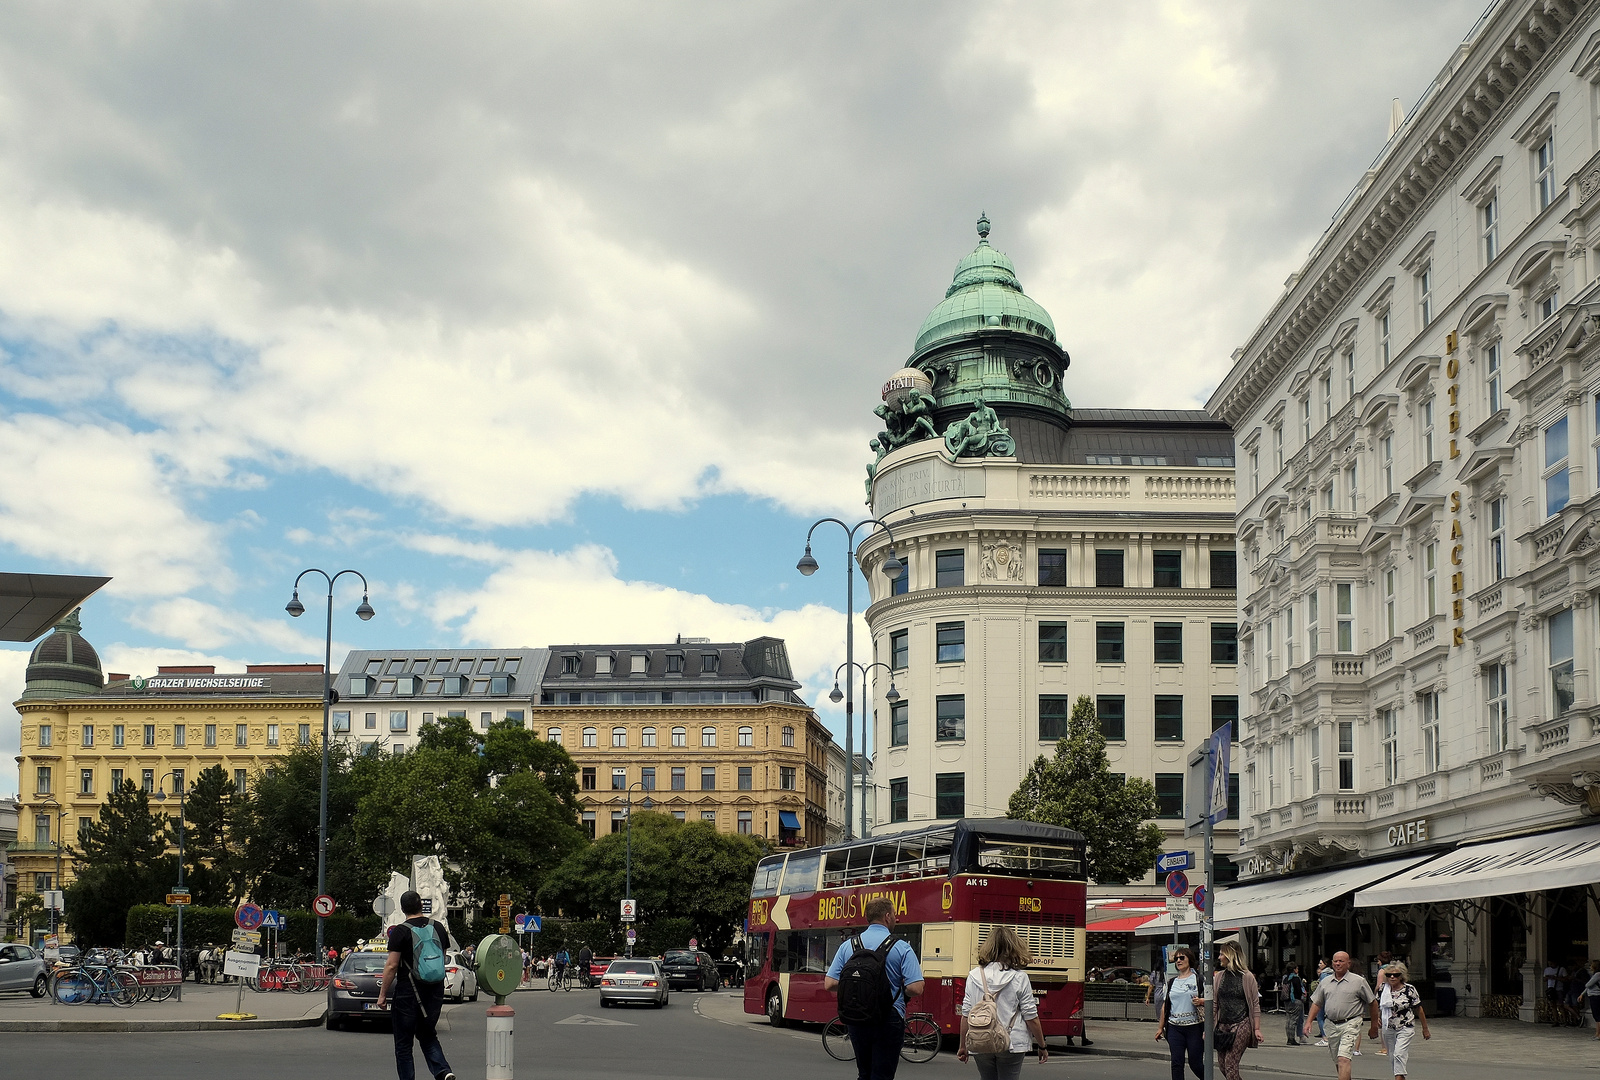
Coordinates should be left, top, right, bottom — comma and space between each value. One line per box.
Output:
598, 958, 668, 1008
0, 943, 49, 997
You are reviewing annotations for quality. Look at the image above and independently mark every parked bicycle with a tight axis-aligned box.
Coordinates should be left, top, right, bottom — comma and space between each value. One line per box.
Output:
51, 961, 139, 1007
823, 1013, 942, 1063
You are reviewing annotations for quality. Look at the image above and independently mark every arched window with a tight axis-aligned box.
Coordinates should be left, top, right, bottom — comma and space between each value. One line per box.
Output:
641, 726, 657, 747
546, 727, 562, 744
671, 726, 687, 747
702, 727, 718, 747
781, 725, 795, 747
612, 727, 627, 747
738, 726, 754, 747
582, 727, 598, 747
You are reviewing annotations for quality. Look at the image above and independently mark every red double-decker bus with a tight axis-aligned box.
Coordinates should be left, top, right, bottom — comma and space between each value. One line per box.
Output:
742, 818, 1087, 1042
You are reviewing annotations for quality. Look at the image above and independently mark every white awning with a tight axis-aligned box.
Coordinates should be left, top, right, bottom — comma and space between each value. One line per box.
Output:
1209, 856, 1432, 929
1132, 910, 1213, 937
1355, 823, 1600, 907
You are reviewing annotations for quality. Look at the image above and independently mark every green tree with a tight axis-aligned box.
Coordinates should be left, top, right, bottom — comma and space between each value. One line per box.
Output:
177, 764, 239, 905
538, 812, 764, 954
65, 780, 173, 945
1007, 695, 1164, 885
11, 891, 45, 940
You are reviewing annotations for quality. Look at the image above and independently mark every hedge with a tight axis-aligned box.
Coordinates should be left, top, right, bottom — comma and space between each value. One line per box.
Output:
127, 905, 382, 952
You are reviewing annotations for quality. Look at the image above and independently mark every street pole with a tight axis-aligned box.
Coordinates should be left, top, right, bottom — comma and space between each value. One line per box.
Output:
1202, 794, 1214, 1080
40, 796, 63, 942
832, 661, 898, 841
286, 569, 374, 957
175, 784, 186, 1002
623, 781, 649, 958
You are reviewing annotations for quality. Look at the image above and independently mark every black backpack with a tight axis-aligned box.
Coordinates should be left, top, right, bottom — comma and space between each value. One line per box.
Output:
836, 934, 899, 1024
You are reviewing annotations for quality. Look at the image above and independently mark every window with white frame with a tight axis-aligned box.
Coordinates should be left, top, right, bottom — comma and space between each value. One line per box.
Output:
1489, 497, 1508, 581
1248, 763, 1259, 814
1344, 350, 1356, 398
1421, 691, 1442, 774
1319, 372, 1332, 423
1273, 424, 1283, 472
1379, 309, 1392, 366
1380, 707, 1400, 784
1266, 742, 1278, 806
1336, 583, 1354, 652
1264, 617, 1275, 680
1346, 464, 1358, 513
1486, 341, 1502, 413
1550, 608, 1575, 714
1337, 720, 1355, 790
1321, 483, 1334, 512
1284, 600, 1295, 667
1418, 263, 1433, 327
1309, 725, 1322, 794
1301, 397, 1311, 442
1384, 568, 1397, 639
1487, 663, 1510, 753
1422, 399, 1436, 462
1595, 394, 1600, 480
1481, 192, 1499, 263
1381, 435, 1394, 495
1538, 287, 1560, 323
1535, 132, 1556, 211
1424, 543, 1438, 617
1545, 416, 1571, 516
1249, 450, 1259, 496
1307, 588, 1319, 655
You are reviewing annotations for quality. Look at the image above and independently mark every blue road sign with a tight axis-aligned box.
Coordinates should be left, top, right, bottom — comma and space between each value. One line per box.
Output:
1193, 886, 1209, 913
263, 910, 282, 930
514, 915, 543, 933
1165, 870, 1189, 897
1156, 850, 1193, 874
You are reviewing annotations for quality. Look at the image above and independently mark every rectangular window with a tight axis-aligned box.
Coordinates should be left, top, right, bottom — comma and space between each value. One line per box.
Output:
266, 724, 279, 747
581, 767, 596, 791
890, 629, 909, 670
34, 815, 49, 843
1418, 263, 1433, 327
1338, 721, 1355, 791
890, 778, 908, 823
890, 700, 909, 747
612, 767, 626, 791
935, 550, 964, 588
38, 724, 51, 747
1309, 726, 1321, 794
1319, 372, 1332, 422
1039, 695, 1072, 740
1550, 607, 1576, 714
780, 766, 796, 791
1308, 588, 1319, 653
1536, 133, 1556, 211
739, 766, 754, 791
1380, 435, 1394, 495
1424, 543, 1438, 617
1489, 497, 1507, 581
611, 811, 626, 834
110, 768, 122, 791
1154, 695, 1184, 742
144, 724, 156, 747
1385, 569, 1397, 640
1273, 424, 1284, 471
298, 723, 311, 746
142, 769, 154, 793
701, 766, 717, 791
1485, 341, 1502, 415
1301, 396, 1312, 441
1095, 549, 1125, 588
173, 723, 186, 748
671, 767, 686, 791
1487, 663, 1511, 753
1094, 695, 1125, 741
891, 562, 909, 595
388, 711, 407, 733
581, 811, 596, 840
1038, 549, 1067, 587
1380, 707, 1400, 784
702, 810, 718, 824
1336, 583, 1354, 653
1096, 622, 1124, 663
1154, 774, 1183, 819
641, 766, 656, 791
1211, 623, 1237, 664
332, 711, 350, 733
1038, 622, 1068, 662
1249, 450, 1259, 495
936, 622, 965, 663
738, 810, 753, 834
1153, 550, 1181, 588
701, 653, 719, 674
77, 767, 93, 795
1379, 309, 1392, 366
1212, 696, 1238, 738
1482, 193, 1499, 263
665, 653, 683, 674
1210, 550, 1236, 589
1421, 691, 1442, 774
1421, 399, 1436, 463
934, 773, 965, 818
1344, 349, 1356, 398
1346, 463, 1358, 512
1153, 622, 1183, 663
936, 695, 965, 741
234, 724, 248, 747
79, 723, 92, 748
1546, 416, 1570, 516
348, 675, 368, 697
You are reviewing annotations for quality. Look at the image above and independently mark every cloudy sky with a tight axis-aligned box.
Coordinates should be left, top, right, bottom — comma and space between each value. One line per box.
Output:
0, 0, 1487, 796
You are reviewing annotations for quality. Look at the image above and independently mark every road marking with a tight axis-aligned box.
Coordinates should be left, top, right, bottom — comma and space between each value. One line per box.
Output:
555, 1013, 634, 1026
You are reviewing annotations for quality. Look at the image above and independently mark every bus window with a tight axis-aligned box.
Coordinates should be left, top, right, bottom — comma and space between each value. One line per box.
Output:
974, 840, 1083, 879
918, 832, 953, 875
868, 841, 901, 880
895, 838, 925, 878
780, 851, 823, 895
822, 848, 849, 889
752, 855, 785, 898
845, 842, 874, 884
745, 932, 770, 975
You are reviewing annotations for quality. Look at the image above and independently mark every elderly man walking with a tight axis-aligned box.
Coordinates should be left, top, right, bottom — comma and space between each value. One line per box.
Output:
1303, 952, 1378, 1080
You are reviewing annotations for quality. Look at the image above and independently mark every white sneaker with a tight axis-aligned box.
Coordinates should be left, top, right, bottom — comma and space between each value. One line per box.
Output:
1315, 1039, 1329, 1046
1353, 1050, 1362, 1056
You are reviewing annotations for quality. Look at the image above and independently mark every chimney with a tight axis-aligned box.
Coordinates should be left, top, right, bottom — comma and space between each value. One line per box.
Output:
107, 674, 130, 683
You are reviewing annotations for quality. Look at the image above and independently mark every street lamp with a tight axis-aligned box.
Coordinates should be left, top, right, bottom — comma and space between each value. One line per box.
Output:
831, 661, 898, 838
286, 568, 375, 955
623, 781, 654, 958
798, 518, 901, 841
36, 795, 65, 939
154, 770, 188, 1002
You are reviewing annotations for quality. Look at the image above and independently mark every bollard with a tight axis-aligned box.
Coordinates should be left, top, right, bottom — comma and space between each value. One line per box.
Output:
486, 1004, 514, 1080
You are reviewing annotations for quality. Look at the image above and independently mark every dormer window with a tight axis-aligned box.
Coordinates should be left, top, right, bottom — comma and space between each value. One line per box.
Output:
489, 675, 511, 695
631, 653, 648, 674
396, 675, 416, 696
701, 653, 720, 674
595, 654, 613, 675
442, 674, 465, 696
349, 676, 368, 697
665, 653, 684, 674
562, 655, 581, 675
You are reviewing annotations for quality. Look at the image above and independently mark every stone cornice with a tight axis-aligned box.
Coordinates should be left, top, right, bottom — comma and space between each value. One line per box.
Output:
16, 697, 322, 714
865, 585, 1238, 625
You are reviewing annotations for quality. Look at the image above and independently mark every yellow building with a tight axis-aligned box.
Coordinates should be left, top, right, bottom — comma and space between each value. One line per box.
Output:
10, 612, 323, 900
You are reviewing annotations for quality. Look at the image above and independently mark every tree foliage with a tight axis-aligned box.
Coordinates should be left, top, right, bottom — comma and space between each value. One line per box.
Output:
1007, 695, 1164, 885
176, 764, 239, 906
66, 780, 173, 945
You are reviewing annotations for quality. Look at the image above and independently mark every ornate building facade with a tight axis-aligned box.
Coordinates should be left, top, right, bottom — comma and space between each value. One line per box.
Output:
856, 217, 1240, 899
1208, 0, 1600, 1020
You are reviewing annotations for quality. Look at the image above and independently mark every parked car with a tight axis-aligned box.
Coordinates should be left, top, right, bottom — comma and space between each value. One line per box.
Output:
660, 948, 719, 991
444, 950, 479, 1002
326, 949, 390, 1030
1089, 966, 1150, 984
599, 958, 668, 1008
0, 943, 48, 997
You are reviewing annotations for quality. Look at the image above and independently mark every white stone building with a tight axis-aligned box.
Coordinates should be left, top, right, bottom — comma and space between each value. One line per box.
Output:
1208, 0, 1600, 1020
855, 218, 1241, 898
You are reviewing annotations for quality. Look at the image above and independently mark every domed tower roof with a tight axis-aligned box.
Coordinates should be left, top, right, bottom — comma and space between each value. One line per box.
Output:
914, 214, 1059, 356
21, 608, 104, 701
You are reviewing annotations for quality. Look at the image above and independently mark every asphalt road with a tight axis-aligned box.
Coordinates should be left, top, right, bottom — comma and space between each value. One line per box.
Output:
4, 986, 1597, 1080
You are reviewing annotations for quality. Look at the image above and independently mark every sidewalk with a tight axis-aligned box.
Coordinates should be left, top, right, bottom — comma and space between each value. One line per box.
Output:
0, 981, 327, 1031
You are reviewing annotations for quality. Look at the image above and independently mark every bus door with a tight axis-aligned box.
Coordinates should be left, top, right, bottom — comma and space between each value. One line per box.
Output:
918, 924, 959, 1031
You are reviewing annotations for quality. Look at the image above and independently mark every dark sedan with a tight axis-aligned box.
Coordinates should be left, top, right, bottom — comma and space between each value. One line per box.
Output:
660, 949, 719, 991
326, 950, 389, 1030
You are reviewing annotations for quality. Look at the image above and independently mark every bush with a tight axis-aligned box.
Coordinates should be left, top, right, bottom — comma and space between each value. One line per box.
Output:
127, 905, 382, 952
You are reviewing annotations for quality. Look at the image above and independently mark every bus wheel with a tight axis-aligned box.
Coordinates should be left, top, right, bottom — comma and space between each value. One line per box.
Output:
765, 987, 785, 1027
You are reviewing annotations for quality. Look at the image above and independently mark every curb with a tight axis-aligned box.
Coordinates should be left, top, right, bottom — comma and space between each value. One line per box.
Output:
0, 1014, 326, 1032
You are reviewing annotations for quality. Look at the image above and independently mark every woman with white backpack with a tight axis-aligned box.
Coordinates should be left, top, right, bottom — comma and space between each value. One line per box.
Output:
957, 926, 1049, 1080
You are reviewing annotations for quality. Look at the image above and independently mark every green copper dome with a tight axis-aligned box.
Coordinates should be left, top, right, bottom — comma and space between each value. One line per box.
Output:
913, 214, 1058, 356
21, 608, 103, 701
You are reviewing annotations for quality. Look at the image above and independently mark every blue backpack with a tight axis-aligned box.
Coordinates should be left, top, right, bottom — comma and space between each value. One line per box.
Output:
409, 922, 446, 983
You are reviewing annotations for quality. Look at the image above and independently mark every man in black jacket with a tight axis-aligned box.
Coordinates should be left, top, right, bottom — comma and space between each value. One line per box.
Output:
376, 892, 456, 1080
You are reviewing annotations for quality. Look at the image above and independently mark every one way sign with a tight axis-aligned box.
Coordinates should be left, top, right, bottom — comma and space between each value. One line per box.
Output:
1155, 850, 1192, 874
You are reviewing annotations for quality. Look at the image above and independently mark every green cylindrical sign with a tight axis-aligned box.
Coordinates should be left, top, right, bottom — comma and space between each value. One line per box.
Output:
477, 934, 523, 1003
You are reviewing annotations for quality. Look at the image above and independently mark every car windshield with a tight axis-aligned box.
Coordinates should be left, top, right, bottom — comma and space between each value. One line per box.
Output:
662, 950, 694, 962
607, 961, 656, 975
342, 953, 387, 974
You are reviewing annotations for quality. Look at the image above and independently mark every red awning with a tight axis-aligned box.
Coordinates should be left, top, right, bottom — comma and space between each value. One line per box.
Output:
1088, 911, 1164, 933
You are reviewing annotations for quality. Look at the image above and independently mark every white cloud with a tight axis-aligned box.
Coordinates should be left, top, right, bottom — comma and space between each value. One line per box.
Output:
127, 597, 328, 654
0, 647, 28, 798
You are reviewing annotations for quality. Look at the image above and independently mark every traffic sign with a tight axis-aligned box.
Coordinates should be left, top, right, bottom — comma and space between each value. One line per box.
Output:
688, 938, 698, 949
312, 894, 336, 918
167, 893, 192, 906
223, 950, 261, 979
232, 929, 262, 946
235, 903, 265, 930
626, 928, 637, 942
373, 894, 394, 918
514, 914, 543, 933
1156, 850, 1193, 874
1192, 886, 1209, 914
170, 885, 191, 895
1164, 870, 1189, 897
263, 909, 282, 930
620, 899, 637, 923
1166, 896, 1191, 916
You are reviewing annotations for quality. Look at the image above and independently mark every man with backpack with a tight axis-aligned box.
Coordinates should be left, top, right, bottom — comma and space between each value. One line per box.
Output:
824, 897, 926, 1080
1283, 962, 1308, 1045
376, 891, 457, 1080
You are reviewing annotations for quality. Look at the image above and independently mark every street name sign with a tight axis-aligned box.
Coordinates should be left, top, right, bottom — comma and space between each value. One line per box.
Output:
1156, 851, 1192, 874
167, 893, 192, 906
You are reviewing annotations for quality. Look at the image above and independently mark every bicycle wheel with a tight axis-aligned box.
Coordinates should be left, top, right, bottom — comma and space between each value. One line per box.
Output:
900, 1015, 941, 1063
109, 970, 141, 1008
547, 969, 558, 991
53, 970, 93, 1005
563, 971, 573, 992
823, 1017, 856, 1061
